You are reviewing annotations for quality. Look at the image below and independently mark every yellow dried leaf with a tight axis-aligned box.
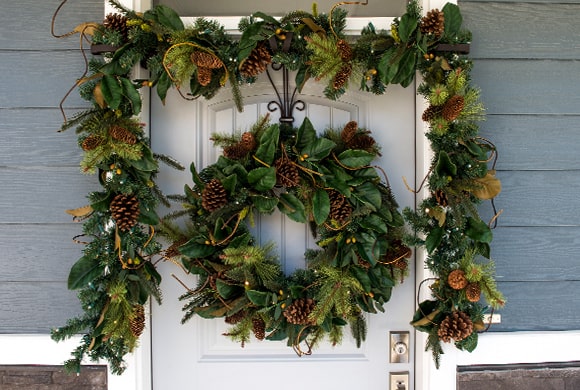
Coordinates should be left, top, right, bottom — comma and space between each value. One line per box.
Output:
411, 309, 440, 327
426, 205, 446, 227
472, 170, 501, 200
73, 22, 98, 36
93, 82, 106, 108
66, 205, 93, 217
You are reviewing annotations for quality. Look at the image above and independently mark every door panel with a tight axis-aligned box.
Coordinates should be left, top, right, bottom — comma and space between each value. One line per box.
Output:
151, 72, 416, 389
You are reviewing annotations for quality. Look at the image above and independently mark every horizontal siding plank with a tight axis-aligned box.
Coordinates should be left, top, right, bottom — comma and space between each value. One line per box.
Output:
492, 227, 580, 281
461, 2, 580, 59
0, 51, 93, 108
0, 109, 82, 166
0, 167, 99, 224
488, 170, 580, 227
492, 281, 580, 332
462, 0, 580, 4
0, 282, 81, 334
471, 59, 580, 115
0, 0, 103, 51
0, 224, 82, 282
479, 114, 580, 171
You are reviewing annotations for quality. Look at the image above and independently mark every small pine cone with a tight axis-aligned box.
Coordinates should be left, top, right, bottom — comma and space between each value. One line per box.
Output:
332, 63, 353, 90
348, 133, 376, 152
252, 317, 266, 340
448, 269, 468, 290
275, 158, 300, 187
420, 9, 445, 37
225, 310, 246, 325
438, 311, 474, 343
201, 179, 228, 212
103, 13, 129, 40
110, 194, 140, 231
191, 51, 223, 69
239, 44, 272, 78
442, 95, 465, 121
223, 143, 250, 160
109, 125, 137, 145
341, 121, 358, 143
196, 66, 212, 87
337, 39, 353, 61
283, 298, 316, 325
240, 132, 256, 151
422, 105, 441, 122
434, 189, 449, 207
81, 135, 104, 151
164, 237, 188, 259
393, 258, 408, 271
329, 190, 352, 224
129, 305, 146, 338
465, 282, 482, 303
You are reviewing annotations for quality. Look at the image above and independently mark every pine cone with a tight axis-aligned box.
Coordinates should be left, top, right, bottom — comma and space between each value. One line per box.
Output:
110, 194, 140, 231
275, 158, 300, 187
129, 305, 146, 338
348, 133, 376, 152
434, 189, 449, 207
328, 190, 352, 224
165, 237, 188, 259
252, 317, 266, 340
341, 121, 358, 143
81, 135, 104, 151
103, 13, 129, 41
447, 269, 468, 290
109, 125, 137, 145
333, 63, 353, 90
442, 95, 465, 121
283, 298, 316, 325
239, 43, 272, 78
240, 132, 256, 151
422, 105, 441, 122
337, 39, 353, 61
223, 143, 251, 160
225, 310, 247, 325
191, 51, 224, 87
420, 9, 445, 37
465, 282, 481, 302
201, 179, 228, 212
438, 311, 474, 342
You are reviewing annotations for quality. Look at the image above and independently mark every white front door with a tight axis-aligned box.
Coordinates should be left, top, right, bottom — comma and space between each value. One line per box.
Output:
150, 68, 417, 389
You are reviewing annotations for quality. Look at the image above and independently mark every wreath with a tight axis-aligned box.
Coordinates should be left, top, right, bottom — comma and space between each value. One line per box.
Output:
50, 0, 505, 374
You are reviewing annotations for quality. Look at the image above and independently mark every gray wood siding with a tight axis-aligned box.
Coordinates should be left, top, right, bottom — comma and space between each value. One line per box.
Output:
0, 0, 103, 333
461, 0, 580, 331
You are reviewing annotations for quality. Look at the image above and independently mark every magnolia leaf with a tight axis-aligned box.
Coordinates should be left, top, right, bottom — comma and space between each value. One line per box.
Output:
255, 125, 279, 165
425, 226, 444, 253
337, 149, 375, 168
442, 3, 463, 38
435, 151, 457, 177
100, 75, 122, 110
251, 195, 278, 213
472, 171, 502, 200
278, 193, 307, 223
216, 279, 238, 299
180, 239, 217, 258
120, 77, 142, 115
66, 205, 93, 218
147, 5, 184, 30
156, 71, 172, 103
68, 256, 103, 290
398, 13, 418, 43
74, 22, 98, 36
246, 289, 269, 306
465, 217, 493, 243
301, 137, 336, 161
426, 205, 447, 227
312, 188, 330, 225
93, 82, 106, 108
247, 167, 276, 191
411, 308, 440, 327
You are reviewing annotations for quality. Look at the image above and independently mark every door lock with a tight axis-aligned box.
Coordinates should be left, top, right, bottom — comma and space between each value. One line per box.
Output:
390, 371, 409, 390
389, 331, 410, 363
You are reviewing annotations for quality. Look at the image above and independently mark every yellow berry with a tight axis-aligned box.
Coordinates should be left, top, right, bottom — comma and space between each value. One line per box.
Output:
116, 169, 122, 175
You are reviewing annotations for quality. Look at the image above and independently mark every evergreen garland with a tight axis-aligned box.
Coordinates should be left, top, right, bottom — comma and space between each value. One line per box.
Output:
51, 0, 504, 373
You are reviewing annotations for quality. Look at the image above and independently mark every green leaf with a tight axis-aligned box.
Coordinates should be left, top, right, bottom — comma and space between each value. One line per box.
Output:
179, 239, 217, 258
359, 214, 388, 234
221, 174, 237, 194
148, 5, 184, 30
90, 192, 113, 212
247, 167, 276, 191
255, 124, 279, 165
442, 3, 462, 38
238, 22, 264, 61
100, 75, 122, 110
216, 279, 239, 299
252, 12, 279, 25
425, 226, 444, 254
129, 145, 158, 171
392, 49, 416, 86
246, 289, 270, 306
278, 193, 307, 223
378, 47, 398, 85
312, 189, 330, 225
156, 71, 172, 103
465, 217, 493, 243
301, 137, 336, 161
120, 77, 142, 115
189, 162, 205, 188
350, 266, 371, 292
138, 204, 160, 225
355, 182, 382, 210
398, 13, 418, 43
67, 256, 103, 290
435, 151, 457, 177
251, 195, 278, 213
295, 117, 317, 151
337, 149, 375, 168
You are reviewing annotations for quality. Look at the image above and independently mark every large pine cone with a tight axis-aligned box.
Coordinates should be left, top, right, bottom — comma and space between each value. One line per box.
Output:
252, 317, 266, 340
239, 43, 272, 78
223, 143, 251, 160
420, 9, 445, 37
275, 158, 300, 187
465, 282, 482, 302
201, 179, 228, 212
422, 105, 441, 122
447, 269, 468, 290
110, 194, 140, 231
337, 39, 353, 61
191, 51, 224, 87
109, 125, 137, 145
130, 305, 146, 338
329, 190, 352, 224
225, 310, 247, 325
283, 298, 316, 325
81, 135, 104, 151
348, 133, 376, 152
442, 95, 465, 121
438, 311, 474, 342
333, 63, 353, 90
103, 13, 129, 41
341, 121, 358, 144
